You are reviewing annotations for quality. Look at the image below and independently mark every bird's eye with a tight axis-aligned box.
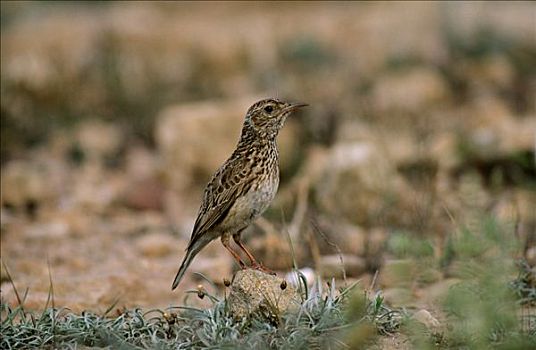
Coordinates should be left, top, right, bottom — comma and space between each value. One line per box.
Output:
264, 105, 274, 114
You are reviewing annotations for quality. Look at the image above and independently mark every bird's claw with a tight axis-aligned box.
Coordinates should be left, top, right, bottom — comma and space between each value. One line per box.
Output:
251, 263, 276, 275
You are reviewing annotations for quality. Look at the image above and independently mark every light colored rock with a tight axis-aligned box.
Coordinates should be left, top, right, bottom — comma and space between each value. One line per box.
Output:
227, 269, 301, 321
526, 247, 536, 266
413, 309, 440, 330
372, 67, 449, 113
1, 160, 56, 209
248, 231, 294, 271
420, 278, 461, 305
76, 121, 123, 160
461, 95, 534, 158
135, 232, 177, 258
315, 141, 413, 227
25, 221, 70, 239
122, 177, 165, 211
320, 254, 367, 278
379, 259, 416, 288
382, 287, 414, 307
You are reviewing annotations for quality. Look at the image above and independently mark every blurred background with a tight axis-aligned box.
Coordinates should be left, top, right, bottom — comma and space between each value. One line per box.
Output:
1, 1, 535, 313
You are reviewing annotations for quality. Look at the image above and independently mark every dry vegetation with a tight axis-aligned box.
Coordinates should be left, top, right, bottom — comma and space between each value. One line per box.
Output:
1, 2, 535, 349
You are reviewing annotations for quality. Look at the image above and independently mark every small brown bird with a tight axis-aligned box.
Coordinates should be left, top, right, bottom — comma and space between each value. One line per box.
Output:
172, 98, 307, 290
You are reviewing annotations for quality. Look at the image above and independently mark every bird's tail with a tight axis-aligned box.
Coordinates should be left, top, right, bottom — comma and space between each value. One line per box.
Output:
171, 247, 198, 290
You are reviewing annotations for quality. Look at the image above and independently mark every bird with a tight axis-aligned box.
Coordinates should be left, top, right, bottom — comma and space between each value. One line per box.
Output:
171, 98, 307, 290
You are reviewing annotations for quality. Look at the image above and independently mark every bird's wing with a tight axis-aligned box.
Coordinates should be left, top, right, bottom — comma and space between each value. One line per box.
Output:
187, 154, 253, 249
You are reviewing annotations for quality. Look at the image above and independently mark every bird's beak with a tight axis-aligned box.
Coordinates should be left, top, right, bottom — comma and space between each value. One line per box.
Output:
284, 102, 308, 113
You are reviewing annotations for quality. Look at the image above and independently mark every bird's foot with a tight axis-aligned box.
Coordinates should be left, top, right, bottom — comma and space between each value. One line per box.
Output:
251, 262, 276, 275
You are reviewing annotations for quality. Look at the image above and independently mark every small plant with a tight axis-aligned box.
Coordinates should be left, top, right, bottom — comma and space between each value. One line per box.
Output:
1, 273, 409, 349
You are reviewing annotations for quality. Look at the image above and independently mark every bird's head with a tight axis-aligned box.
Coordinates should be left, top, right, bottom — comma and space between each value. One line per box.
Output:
243, 98, 307, 139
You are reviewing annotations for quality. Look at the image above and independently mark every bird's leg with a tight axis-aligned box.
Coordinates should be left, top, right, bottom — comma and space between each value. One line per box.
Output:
221, 233, 246, 269
233, 232, 275, 275
233, 232, 259, 265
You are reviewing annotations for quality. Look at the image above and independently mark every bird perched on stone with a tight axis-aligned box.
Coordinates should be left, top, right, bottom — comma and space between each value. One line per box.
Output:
172, 98, 307, 290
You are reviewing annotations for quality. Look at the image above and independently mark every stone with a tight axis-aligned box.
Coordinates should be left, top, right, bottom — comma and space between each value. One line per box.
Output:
320, 254, 367, 279
420, 278, 461, 305
314, 141, 411, 227
379, 259, 416, 288
122, 177, 165, 211
76, 121, 123, 161
248, 232, 293, 271
412, 309, 440, 330
382, 287, 415, 307
526, 247, 536, 266
372, 67, 449, 113
135, 232, 178, 258
227, 269, 302, 322
25, 221, 70, 239
1, 160, 55, 210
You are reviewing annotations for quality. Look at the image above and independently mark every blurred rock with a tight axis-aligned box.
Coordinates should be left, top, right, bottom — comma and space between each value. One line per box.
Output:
379, 259, 416, 288
315, 141, 415, 228
311, 215, 367, 256
125, 146, 160, 180
122, 177, 165, 211
382, 287, 414, 307
76, 121, 123, 161
372, 67, 449, 113
227, 269, 301, 321
460, 95, 534, 159
249, 232, 293, 271
413, 309, 440, 330
135, 232, 177, 258
320, 254, 367, 279
1, 160, 56, 211
70, 164, 126, 212
417, 267, 443, 285
526, 247, 536, 266
24, 221, 69, 239
420, 278, 461, 304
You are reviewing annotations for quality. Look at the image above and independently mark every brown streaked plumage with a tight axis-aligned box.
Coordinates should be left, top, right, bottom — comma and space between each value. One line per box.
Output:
172, 98, 307, 290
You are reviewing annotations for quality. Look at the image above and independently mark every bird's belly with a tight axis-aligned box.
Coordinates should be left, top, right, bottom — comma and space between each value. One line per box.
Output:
221, 178, 278, 232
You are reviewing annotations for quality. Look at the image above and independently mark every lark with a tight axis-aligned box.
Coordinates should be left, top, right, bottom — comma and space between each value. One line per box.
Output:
172, 98, 307, 290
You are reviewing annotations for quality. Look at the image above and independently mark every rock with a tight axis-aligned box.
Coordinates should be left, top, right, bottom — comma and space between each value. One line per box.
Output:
1, 160, 56, 210
526, 247, 536, 266
248, 232, 293, 271
76, 121, 123, 161
379, 259, 416, 288
25, 221, 70, 239
315, 141, 412, 227
372, 67, 449, 113
320, 254, 367, 279
122, 177, 165, 211
135, 232, 178, 258
382, 287, 415, 307
310, 216, 367, 256
460, 95, 534, 159
420, 278, 461, 305
417, 267, 443, 285
227, 269, 301, 322
412, 309, 440, 330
